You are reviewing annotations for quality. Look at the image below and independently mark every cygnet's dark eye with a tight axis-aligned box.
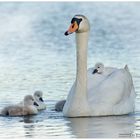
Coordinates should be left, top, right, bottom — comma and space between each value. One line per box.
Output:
98, 67, 100, 68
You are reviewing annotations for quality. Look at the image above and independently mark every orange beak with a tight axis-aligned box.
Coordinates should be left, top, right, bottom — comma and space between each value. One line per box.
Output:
65, 21, 79, 36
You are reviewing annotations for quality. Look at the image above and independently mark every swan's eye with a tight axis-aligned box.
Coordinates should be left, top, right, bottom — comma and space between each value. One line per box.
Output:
98, 67, 100, 68
72, 24, 74, 28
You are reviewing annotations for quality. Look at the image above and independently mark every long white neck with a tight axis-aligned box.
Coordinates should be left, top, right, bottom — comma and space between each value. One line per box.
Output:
63, 31, 89, 117
75, 31, 89, 100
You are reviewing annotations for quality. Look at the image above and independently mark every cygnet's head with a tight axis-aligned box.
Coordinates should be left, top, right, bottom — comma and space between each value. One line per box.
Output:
24, 95, 39, 106
65, 15, 90, 35
92, 62, 104, 74
34, 90, 44, 102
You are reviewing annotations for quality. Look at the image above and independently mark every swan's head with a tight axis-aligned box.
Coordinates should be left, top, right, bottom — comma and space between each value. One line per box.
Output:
92, 62, 104, 74
24, 95, 39, 106
65, 15, 90, 35
34, 90, 44, 102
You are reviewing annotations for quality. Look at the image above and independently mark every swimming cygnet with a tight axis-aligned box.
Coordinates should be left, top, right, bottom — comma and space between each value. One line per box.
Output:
1, 95, 38, 116
55, 100, 66, 112
92, 62, 104, 74
34, 90, 46, 110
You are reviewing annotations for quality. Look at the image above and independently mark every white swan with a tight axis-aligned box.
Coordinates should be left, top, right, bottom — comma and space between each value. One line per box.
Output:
34, 90, 46, 110
63, 15, 135, 117
1, 95, 38, 116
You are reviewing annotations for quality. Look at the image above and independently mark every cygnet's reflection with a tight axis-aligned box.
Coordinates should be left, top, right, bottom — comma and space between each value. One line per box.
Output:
21, 116, 36, 138
66, 115, 136, 138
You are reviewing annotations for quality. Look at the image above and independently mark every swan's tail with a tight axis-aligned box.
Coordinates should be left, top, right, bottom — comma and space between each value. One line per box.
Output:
124, 64, 129, 72
124, 64, 134, 93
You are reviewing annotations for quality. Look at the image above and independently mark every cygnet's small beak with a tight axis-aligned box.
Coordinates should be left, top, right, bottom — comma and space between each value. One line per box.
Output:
92, 69, 98, 74
64, 21, 78, 36
39, 97, 44, 102
34, 102, 39, 106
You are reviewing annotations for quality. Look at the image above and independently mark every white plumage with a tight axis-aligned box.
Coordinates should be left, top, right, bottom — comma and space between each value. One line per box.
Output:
63, 15, 135, 117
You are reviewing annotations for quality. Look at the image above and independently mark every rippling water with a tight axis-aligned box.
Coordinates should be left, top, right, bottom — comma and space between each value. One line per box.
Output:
0, 2, 140, 138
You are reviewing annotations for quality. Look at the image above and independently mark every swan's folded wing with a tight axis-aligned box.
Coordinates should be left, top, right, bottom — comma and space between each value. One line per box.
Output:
88, 69, 133, 106
87, 67, 118, 90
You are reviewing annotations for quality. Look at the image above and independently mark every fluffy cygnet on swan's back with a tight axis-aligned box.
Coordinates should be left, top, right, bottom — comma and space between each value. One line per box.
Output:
1, 95, 38, 116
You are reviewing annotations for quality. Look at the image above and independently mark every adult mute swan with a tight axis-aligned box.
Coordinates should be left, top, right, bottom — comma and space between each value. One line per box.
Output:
63, 15, 135, 117
1, 95, 38, 116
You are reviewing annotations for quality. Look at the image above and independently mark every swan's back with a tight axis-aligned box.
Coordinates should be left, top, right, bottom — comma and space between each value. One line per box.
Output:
87, 66, 135, 116
87, 66, 118, 90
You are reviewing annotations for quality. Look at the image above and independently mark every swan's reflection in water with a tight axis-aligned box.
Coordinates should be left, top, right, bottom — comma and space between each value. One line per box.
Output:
66, 114, 136, 138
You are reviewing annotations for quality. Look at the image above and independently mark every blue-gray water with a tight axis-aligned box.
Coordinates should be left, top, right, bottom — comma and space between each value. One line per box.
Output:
0, 2, 140, 138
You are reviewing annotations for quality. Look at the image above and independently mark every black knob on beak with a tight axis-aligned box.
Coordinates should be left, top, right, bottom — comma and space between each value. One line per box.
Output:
92, 69, 98, 74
